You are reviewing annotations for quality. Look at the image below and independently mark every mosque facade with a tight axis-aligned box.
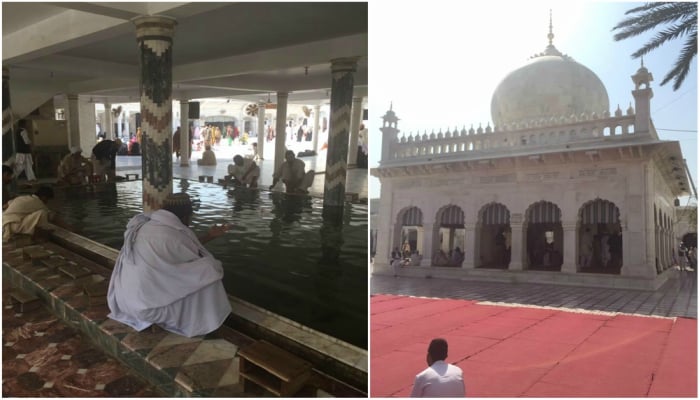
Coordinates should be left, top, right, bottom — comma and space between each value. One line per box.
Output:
371, 26, 693, 290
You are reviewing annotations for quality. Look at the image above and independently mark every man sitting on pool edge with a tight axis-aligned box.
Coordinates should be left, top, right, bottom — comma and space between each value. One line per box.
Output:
269, 150, 315, 194
107, 193, 233, 337
228, 154, 260, 188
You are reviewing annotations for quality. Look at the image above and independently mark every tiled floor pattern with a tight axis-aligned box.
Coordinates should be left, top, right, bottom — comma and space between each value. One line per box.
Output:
4, 239, 365, 397
2, 298, 162, 397
371, 272, 697, 318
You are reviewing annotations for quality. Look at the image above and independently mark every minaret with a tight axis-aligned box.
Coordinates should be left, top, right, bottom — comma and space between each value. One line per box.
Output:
631, 57, 654, 136
380, 103, 400, 163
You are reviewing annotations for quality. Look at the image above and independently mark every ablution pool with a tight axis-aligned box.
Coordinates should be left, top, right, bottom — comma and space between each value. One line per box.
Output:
54, 179, 368, 348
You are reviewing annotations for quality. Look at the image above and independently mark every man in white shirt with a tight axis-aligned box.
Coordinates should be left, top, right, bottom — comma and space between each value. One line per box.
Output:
270, 150, 314, 194
228, 155, 260, 188
410, 338, 465, 397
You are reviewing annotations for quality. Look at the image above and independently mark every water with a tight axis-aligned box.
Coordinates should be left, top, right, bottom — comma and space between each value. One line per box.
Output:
54, 180, 368, 348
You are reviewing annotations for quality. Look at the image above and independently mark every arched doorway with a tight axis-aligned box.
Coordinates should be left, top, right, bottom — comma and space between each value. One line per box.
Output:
435, 205, 465, 267
394, 207, 423, 260
477, 203, 511, 269
578, 199, 622, 274
525, 201, 563, 271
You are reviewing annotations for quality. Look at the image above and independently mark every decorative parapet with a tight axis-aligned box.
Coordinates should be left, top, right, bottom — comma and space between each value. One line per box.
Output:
383, 110, 652, 163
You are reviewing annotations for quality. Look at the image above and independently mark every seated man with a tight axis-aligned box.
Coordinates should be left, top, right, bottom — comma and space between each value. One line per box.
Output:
197, 144, 217, 166
270, 150, 315, 194
2, 186, 55, 242
228, 155, 260, 188
57, 146, 93, 185
107, 193, 232, 337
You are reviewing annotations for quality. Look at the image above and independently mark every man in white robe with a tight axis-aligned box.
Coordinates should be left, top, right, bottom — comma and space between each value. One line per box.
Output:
2, 186, 54, 242
107, 193, 233, 337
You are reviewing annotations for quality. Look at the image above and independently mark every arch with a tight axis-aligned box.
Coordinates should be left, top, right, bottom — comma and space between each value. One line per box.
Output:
434, 205, 466, 267
614, 125, 622, 135
476, 202, 511, 269
525, 201, 563, 271
393, 206, 424, 259
578, 199, 622, 274
603, 127, 611, 137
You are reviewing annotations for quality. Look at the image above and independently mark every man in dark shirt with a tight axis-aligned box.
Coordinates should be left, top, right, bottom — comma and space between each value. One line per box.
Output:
91, 139, 122, 183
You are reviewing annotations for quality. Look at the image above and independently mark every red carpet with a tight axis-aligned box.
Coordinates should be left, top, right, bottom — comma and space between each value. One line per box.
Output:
371, 294, 697, 397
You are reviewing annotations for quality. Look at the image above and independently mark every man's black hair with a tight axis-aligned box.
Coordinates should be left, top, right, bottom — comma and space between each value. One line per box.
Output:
428, 338, 448, 361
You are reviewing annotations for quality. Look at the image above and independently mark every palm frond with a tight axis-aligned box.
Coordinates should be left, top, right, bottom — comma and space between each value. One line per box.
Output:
630, 18, 697, 58
612, 2, 696, 40
659, 30, 698, 90
612, 2, 697, 91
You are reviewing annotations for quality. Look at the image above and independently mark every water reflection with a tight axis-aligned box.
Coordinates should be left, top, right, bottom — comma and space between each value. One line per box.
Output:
52, 180, 367, 348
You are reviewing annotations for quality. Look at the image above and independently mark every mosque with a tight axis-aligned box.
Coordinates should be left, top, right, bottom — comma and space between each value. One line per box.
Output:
371, 20, 695, 290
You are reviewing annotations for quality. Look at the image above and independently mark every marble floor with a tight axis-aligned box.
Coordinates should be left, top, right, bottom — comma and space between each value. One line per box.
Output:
2, 292, 162, 397
3, 237, 366, 397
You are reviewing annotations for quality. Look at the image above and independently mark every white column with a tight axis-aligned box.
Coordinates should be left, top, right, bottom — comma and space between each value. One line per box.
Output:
274, 92, 289, 172
257, 101, 266, 160
102, 102, 110, 138
561, 222, 578, 273
508, 223, 524, 270
463, 223, 476, 269
347, 96, 363, 166
420, 221, 435, 267
180, 100, 190, 166
124, 110, 130, 139
312, 104, 321, 153
66, 94, 82, 149
104, 102, 114, 140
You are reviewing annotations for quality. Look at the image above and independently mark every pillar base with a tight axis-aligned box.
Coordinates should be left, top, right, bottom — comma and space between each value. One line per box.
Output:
508, 262, 523, 271
561, 263, 578, 274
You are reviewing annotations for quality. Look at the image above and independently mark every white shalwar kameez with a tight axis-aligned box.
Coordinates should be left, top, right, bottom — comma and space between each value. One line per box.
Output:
107, 210, 232, 337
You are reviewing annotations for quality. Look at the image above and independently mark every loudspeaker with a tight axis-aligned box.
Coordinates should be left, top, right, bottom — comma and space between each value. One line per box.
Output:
362, 109, 368, 121
188, 102, 200, 119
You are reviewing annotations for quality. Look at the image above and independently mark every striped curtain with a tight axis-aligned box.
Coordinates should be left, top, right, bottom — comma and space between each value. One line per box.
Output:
401, 207, 423, 226
439, 205, 465, 225
528, 201, 561, 223
581, 199, 619, 224
481, 203, 510, 225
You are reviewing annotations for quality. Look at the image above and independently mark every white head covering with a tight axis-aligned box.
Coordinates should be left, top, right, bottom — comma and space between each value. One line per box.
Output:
70, 146, 82, 154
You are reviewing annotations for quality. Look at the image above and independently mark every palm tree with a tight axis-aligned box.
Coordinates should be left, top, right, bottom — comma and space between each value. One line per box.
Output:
612, 2, 697, 91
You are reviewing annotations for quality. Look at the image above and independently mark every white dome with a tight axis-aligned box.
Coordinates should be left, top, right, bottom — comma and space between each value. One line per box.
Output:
490, 48, 609, 127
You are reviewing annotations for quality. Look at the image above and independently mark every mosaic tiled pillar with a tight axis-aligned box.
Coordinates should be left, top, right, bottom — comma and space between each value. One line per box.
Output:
274, 92, 288, 172
347, 97, 363, 166
322, 57, 358, 223
2, 67, 15, 162
134, 16, 177, 212
257, 100, 266, 160
179, 100, 190, 166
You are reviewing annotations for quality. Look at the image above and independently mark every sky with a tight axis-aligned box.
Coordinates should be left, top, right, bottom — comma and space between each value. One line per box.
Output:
368, 0, 698, 204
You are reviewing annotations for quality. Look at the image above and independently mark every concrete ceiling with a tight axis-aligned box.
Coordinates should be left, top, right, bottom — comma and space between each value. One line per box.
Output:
2, 2, 368, 114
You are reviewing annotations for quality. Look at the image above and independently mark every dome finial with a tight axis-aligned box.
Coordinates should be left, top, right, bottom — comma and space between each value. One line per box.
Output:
547, 9, 554, 46
640, 56, 644, 68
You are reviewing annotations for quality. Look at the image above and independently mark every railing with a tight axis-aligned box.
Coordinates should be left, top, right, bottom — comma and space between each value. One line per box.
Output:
387, 112, 641, 162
